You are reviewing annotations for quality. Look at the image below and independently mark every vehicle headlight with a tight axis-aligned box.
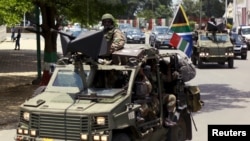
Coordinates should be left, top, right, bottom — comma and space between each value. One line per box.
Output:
93, 135, 100, 141
127, 35, 132, 39
96, 117, 106, 125
23, 112, 30, 121
101, 135, 108, 141
242, 44, 247, 48
30, 129, 37, 136
23, 129, 29, 135
17, 128, 23, 134
80, 134, 88, 140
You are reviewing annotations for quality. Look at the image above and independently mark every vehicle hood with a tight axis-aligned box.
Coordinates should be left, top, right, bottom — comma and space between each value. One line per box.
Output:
127, 32, 143, 36
242, 34, 250, 39
233, 41, 245, 45
22, 91, 125, 113
199, 40, 232, 47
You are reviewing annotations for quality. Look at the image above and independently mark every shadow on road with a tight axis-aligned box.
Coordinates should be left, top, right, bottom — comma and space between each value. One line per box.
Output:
0, 49, 43, 73
197, 84, 250, 113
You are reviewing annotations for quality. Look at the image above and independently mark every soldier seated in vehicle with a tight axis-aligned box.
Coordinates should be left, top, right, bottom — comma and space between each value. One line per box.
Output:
158, 59, 178, 126
91, 70, 128, 89
133, 65, 158, 122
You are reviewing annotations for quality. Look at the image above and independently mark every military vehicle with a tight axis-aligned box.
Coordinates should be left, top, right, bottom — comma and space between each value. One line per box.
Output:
15, 30, 203, 141
191, 30, 234, 68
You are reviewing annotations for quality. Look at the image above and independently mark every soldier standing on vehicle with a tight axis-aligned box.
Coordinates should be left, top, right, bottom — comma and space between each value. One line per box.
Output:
206, 16, 217, 32
101, 13, 125, 55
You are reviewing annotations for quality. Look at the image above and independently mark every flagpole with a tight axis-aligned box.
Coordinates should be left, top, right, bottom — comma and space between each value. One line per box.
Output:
170, 1, 182, 28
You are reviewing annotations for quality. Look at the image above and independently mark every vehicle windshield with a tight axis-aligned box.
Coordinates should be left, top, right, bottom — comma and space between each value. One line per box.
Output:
127, 28, 141, 34
118, 24, 132, 29
200, 34, 228, 42
156, 27, 172, 34
241, 28, 250, 35
232, 34, 243, 42
51, 69, 131, 94
52, 70, 85, 89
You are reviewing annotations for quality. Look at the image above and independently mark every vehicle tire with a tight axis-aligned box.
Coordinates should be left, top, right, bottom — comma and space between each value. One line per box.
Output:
112, 133, 131, 141
241, 54, 247, 60
228, 58, 234, 68
167, 115, 187, 141
197, 58, 202, 68
191, 55, 197, 65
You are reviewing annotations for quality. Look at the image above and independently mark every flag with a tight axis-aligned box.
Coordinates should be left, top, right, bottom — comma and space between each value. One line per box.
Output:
170, 4, 193, 57
170, 32, 190, 55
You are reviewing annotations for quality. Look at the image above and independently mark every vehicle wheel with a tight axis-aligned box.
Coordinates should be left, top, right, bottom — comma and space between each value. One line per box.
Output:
228, 58, 234, 68
167, 115, 187, 141
191, 55, 197, 65
241, 54, 247, 60
197, 58, 202, 68
112, 133, 131, 141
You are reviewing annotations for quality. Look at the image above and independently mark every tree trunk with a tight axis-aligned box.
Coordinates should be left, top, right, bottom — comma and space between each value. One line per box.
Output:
38, 2, 60, 85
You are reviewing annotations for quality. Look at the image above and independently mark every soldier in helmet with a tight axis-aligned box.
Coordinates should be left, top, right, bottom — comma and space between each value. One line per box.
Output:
101, 13, 125, 56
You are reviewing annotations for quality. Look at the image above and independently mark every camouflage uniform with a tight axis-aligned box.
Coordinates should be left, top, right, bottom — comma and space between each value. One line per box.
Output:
102, 13, 125, 54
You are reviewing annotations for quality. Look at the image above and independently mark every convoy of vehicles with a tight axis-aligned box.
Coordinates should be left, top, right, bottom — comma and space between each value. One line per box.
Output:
15, 30, 203, 141
191, 30, 234, 68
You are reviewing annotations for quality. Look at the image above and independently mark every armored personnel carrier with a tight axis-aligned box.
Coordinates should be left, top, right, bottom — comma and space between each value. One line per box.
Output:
15, 30, 203, 141
192, 30, 234, 68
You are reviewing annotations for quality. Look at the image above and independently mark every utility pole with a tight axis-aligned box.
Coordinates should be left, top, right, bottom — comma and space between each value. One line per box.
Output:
34, 5, 41, 84
225, 0, 228, 25
199, 0, 202, 29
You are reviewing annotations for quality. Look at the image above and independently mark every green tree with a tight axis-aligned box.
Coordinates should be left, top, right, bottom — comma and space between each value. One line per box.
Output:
202, 0, 225, 18
0, 0, 33, 25
182, 0, 201, 19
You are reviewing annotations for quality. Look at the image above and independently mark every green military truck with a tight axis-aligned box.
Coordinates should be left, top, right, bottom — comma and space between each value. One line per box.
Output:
15, 31, 203, 141
191, 30, 234, 68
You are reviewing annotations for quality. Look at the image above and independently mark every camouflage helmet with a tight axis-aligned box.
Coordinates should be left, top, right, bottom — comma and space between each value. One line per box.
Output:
101, 13, 115, 22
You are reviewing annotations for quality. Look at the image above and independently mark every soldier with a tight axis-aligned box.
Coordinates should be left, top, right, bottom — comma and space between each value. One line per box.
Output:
101, 13, 126, 55
206, 16, 217, 32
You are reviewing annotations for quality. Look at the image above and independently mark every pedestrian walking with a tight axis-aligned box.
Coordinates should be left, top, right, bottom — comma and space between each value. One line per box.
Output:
14, 29, 21, 50
10, 26, 15, 42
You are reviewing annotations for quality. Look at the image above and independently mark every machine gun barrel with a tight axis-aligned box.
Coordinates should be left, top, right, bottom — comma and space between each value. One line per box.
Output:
50, 28, 76, 40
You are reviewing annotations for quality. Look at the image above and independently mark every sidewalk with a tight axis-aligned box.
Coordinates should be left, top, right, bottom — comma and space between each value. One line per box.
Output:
0, 33, 61, 76
0, 33, 44, 51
